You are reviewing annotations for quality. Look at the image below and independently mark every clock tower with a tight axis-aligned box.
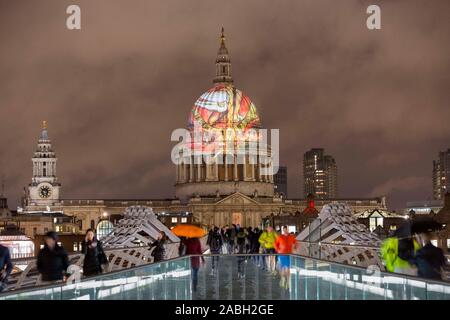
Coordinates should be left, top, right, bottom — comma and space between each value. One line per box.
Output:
26, 121, 61, 208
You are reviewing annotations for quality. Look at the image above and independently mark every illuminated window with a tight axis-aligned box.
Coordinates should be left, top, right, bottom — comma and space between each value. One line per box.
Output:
171, 217, 178, 223
181, 217, 187, 223
369, 216, 383, 232
96, 220, 114, 240
73, 242, 78, 252
431, 240, 438, 246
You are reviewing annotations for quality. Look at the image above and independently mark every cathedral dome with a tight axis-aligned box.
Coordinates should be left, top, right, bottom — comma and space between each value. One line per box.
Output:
188, 83, 261, 131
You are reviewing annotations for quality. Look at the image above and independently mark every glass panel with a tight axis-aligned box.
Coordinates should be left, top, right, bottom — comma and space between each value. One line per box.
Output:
1, 254, 450, 300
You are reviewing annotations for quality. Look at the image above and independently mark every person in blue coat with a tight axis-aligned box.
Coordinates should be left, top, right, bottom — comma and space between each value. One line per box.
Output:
0, 244, 13, 292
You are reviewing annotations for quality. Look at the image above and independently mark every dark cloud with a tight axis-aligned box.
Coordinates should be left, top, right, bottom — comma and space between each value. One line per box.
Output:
0, 0, 449, 210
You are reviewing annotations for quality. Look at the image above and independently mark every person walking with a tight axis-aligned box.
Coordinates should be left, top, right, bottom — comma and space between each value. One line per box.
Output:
414, 232, 447, 280
246, 227, 254, 253
236, 225, 246, 254
259, 226, 278, 272
0, 244, 13, 292
274, 226, 297, 289
226, 224, 237, 254
251, 227, 262, 265
81, 229, 108, 277
37, 231, 69, 284
151, 231, 168, 263
207, 226, 223, 275
184, 237, 205, 293
221, 226, 229, 254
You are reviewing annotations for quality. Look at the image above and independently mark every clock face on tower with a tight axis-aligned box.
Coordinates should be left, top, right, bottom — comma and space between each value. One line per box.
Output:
38, 185, 52, 199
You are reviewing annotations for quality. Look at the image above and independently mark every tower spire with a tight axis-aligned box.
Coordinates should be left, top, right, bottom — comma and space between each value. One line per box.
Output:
40, 120, 49, 141
213, 27, 233, 85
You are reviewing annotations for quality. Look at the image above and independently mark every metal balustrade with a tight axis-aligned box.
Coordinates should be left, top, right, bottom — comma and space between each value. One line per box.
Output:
1, 254, 450, 300
5, 236, 209, 292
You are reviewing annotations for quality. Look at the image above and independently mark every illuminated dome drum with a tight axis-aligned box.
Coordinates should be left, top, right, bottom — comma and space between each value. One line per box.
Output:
174, 29, 274, 201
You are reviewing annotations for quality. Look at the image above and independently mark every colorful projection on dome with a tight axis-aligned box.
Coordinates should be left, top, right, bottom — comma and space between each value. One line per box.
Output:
189, 84, 261, 131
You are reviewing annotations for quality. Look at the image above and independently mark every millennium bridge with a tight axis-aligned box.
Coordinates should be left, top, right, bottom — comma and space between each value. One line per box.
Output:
1, 205, 449, 300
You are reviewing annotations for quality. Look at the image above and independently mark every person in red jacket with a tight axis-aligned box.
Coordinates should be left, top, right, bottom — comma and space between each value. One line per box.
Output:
274, 226, 297, 289
183, 237, 205, 293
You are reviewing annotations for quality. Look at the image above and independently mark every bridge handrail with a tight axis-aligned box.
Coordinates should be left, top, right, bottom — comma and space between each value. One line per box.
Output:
2, 252, 450, 299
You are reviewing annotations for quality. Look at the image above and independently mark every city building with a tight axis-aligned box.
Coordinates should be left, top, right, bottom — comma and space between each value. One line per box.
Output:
0, 193, 10, 218
303, 148, 338, 199
273, 166, 287, 197
433, 149, 450, 200
155, 211, 194, 229
355, 209, 406, 238
435, 192, 450, 252
263, 194, 319, 233
20, 30, 385, 231
0, 224, 35, 259
404, 200, 443, 216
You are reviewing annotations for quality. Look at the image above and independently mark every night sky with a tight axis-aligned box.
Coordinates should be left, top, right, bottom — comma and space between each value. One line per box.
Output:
0, 0, 449, 210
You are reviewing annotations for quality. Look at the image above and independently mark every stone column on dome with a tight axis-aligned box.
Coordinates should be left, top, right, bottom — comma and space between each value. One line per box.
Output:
258, 157, 263, 182
214, 161, 219, 181
197, 156, 202, 182
189, 156, 194, 182
268, 160, 273, 183
233, 154, 238, 181
243, 155, 248, 181
224, 154, 228, 182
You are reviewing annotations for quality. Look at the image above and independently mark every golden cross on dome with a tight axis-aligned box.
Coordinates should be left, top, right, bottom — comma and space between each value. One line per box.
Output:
42, 120, 47, 129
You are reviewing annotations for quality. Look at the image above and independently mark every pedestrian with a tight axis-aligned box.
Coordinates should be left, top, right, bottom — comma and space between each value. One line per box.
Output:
37, 231, 69, 284
207, 226, 223, 275
151, 231, 168, 263
81, 229, 108, 277
259, 225, 278, 272
221, 226, 229, 254
178, 236, 187, 256
414, 232, 447, 280
246, 227, 254, 253
236, 225, 246, 254
0, 244, 13, 292
226, 224, 236, 254
381, 236, 420, 276
251, 227, 262, 266
274, 226, 297, 289
184, 237, 205, 293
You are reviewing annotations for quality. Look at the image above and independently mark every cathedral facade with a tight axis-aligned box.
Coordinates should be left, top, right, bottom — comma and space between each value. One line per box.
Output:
22, 30, 387, 232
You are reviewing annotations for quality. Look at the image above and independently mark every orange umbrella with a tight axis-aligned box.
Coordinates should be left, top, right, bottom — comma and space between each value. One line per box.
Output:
171, 224, 206, 238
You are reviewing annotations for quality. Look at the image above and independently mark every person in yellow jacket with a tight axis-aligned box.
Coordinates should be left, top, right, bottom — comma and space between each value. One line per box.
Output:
259, 226, 278, 272
381, 237, 421, 276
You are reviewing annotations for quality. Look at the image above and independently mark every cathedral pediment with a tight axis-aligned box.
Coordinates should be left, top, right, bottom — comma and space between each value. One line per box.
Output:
215, 192, 260, 206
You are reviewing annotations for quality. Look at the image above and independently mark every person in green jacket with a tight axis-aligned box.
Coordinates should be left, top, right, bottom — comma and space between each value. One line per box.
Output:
381, 237, 420, 276
259, 226, 278, 272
